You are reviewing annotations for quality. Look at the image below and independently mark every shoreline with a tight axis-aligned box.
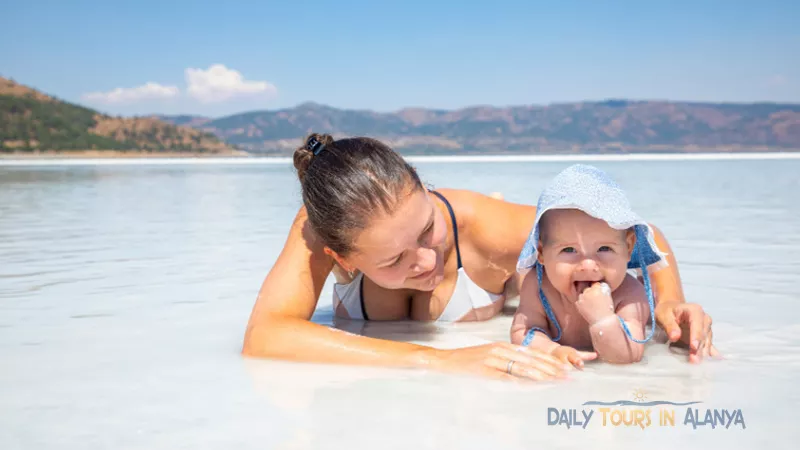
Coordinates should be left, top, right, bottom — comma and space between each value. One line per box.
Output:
3, 147, 800, 159
0, 150, 250, 159
3, 151, 800, 166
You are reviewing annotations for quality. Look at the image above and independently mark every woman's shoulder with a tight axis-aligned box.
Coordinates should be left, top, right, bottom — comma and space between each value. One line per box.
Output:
432, 188, 539, 269
283, 205, 329, 258
432, 188, 537, 228
431, 188, 505, 217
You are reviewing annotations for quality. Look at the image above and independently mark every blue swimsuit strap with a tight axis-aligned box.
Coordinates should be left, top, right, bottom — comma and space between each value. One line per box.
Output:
429, 191, 463, 269
521, 225, 656, 346
359, 273, 370, 321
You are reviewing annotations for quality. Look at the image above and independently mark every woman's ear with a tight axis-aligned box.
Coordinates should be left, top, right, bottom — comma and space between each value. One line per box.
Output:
323, 247, 355, 273
625, 228, 637, 259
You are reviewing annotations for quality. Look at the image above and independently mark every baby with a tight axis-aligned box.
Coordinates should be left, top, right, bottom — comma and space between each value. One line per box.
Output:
511, 164, 668, 367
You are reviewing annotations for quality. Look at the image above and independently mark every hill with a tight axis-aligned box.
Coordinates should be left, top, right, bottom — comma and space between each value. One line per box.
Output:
158, 100, 800, 155
1, 77, 236, 154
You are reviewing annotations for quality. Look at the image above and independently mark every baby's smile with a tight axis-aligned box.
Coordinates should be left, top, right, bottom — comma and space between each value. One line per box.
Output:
573, 278, 606, 296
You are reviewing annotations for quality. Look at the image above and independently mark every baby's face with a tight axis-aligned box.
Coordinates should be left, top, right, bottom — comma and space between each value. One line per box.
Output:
538, 209, 635, 301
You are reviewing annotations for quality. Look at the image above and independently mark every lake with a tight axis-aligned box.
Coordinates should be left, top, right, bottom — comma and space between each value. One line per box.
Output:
1, 155, 798, 449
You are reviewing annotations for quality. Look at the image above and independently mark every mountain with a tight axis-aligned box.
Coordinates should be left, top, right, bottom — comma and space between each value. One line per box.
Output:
6, 73, 797, 156
159, 100, 800, 155
1, 77, 236, 154
155, 114, 213, 128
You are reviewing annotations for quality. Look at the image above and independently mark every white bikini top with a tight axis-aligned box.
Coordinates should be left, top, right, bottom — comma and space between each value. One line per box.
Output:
331, 191, 504, 322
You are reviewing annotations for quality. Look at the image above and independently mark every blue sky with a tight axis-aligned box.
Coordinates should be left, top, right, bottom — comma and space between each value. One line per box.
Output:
1, 0, 798, 117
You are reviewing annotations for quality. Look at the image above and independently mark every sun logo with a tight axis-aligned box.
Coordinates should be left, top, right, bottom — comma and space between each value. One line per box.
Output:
632, 389, 647, 403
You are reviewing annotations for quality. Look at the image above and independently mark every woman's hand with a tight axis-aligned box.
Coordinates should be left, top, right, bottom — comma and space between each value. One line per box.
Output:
655, 301, 721, 363
428, 342, 570, 381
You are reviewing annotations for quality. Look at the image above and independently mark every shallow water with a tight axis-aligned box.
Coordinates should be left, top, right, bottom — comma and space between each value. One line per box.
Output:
1, 157, 799, 449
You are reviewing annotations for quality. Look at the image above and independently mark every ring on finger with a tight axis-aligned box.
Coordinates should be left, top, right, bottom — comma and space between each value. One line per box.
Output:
506, 360, 515, 375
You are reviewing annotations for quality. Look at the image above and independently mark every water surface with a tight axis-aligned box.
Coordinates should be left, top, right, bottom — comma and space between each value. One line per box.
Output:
1, 157, 798, 449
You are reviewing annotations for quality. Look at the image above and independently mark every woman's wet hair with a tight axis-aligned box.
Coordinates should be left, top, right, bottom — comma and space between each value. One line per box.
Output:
293, 133, 423, 256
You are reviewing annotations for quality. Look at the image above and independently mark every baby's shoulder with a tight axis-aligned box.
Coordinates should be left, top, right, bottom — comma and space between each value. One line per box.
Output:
613, 273, 648, 308
519, 269, 566, 310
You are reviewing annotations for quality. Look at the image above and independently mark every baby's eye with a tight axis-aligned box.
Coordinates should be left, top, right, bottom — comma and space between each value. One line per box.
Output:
561, 247, 576, 254
598, 246, 613, 252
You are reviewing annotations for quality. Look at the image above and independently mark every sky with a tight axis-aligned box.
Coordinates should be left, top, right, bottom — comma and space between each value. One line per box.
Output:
1, 0, 798, 118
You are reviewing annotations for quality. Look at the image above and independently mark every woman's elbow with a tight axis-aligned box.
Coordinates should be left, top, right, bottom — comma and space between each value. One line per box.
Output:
241, 318, 283, 358
241, 324, 267, 357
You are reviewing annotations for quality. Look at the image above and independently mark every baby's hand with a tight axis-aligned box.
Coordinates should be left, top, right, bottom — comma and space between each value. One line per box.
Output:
575, 282, 617, 325
551, 345, 598, 369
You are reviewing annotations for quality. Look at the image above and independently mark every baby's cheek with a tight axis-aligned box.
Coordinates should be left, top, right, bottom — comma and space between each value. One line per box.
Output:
551, 263, 575, 290
605, 260, 630, 289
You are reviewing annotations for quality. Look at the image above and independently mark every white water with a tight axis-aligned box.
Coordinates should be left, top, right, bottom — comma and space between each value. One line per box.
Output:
1, 158, 798, 448
2, 151, 800, 166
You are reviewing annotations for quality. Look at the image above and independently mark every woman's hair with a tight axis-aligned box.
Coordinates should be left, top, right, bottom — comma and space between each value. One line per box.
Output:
293, 133, 423, 256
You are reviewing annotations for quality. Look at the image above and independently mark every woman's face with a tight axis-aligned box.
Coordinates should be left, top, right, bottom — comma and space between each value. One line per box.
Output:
345, 188, 449, 291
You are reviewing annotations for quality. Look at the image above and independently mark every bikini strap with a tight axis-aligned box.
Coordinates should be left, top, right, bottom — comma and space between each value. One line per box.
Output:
430, 191, 463, 269
359, 273, 370, 320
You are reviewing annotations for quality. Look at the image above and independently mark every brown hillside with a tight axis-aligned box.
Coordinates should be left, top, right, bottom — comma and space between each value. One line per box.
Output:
0, 77, 54, 102
1, 77, 238, 153
90, 115, 232, 152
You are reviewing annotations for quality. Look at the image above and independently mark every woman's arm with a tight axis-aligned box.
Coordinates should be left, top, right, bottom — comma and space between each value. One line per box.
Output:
647, 224, 686, 304
241, 207, 568, 380
242, 207, 432, 367
648, 224, 719, 362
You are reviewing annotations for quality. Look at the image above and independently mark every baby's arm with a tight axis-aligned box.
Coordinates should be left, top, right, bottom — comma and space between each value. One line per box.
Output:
585, 274, 650, 363
512, 271, 597, 368
511, 271, 558, 351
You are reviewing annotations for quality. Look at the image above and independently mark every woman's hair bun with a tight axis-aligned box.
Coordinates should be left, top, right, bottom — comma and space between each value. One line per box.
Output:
293, 133, 334, 182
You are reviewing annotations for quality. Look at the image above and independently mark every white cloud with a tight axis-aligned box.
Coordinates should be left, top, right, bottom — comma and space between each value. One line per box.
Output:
185, 64, 277, 103
82, 82, 179, 103
80, 65, 277, 108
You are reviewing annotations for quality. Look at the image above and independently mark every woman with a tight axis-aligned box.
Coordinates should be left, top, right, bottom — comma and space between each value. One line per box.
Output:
242, 134, 719, 381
